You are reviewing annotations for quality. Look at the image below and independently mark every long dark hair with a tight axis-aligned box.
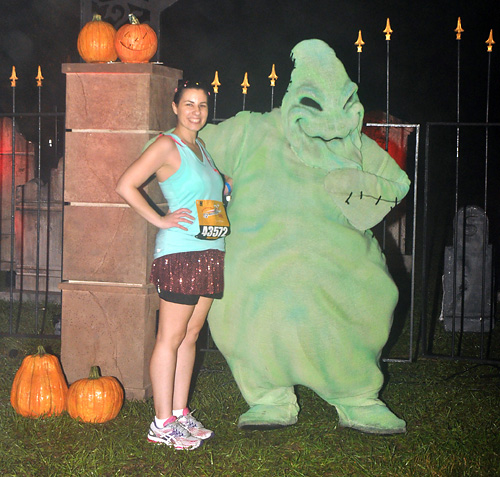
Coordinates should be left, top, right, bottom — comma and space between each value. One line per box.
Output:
173, 80, 211, 105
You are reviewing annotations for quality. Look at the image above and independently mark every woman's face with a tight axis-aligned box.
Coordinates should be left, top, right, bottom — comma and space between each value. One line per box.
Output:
172, 88, 209, 134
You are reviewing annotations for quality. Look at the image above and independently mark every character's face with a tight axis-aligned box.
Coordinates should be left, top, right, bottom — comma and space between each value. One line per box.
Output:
281, 39, 364, 170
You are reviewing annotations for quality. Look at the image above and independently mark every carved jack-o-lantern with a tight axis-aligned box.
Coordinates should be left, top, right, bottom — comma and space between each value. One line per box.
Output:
115, 14, 158, 63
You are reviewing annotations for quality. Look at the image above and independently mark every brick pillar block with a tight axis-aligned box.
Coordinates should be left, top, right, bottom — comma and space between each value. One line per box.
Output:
59, 283, 158, 399
61, 63, 182, 399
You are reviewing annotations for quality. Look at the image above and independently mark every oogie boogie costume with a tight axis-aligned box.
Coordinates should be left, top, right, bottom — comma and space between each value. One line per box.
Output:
149, 133, 228, 297
200, 40, 411, 434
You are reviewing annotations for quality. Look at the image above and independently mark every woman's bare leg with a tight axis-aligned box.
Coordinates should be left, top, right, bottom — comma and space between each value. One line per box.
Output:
173, 297, 213, 410
149, 299, 195, 420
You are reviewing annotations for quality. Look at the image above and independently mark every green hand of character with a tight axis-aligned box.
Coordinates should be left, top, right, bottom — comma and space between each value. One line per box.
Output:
324, 134, 410, 230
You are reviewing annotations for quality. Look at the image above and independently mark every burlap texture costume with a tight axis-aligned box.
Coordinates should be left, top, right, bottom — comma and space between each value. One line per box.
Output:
200, 39, 411, 434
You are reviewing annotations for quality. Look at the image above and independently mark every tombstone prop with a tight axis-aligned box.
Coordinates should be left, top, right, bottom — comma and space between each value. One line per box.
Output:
441, 206, 494, 332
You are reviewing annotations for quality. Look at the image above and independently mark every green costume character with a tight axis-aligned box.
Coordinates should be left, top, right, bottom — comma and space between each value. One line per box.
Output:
200, 39, 411, 434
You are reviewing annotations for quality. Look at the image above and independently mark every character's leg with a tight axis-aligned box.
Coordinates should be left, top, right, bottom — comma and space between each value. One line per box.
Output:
229, 362, 300, 429
237, 388, 300, 430
334, 401, 406, 435
312, 338, 406, 435
328, 393, 406, 435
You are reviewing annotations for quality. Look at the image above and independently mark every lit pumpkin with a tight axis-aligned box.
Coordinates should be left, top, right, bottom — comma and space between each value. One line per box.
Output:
77, 13, 118, 63
115, 13, 157, 63
10, 346, 68, 418
67, 366, 124, 423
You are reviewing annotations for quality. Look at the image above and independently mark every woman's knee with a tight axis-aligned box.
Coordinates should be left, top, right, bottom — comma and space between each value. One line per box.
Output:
156, 328, 187, 350
183, 324, 203, 345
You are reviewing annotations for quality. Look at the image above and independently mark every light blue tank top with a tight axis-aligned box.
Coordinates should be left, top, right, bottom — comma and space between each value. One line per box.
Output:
153, 133, 225, 258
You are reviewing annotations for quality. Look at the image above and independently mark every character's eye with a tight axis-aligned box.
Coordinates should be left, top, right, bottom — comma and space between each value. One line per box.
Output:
300, 97, 323, 111
343, 84, 358, 110
344, 93, 356, 110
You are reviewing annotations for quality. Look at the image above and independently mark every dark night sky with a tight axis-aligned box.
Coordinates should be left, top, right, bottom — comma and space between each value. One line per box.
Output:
1, 0, 499, 125
160, 0, 499, 123
1, 0, 499, 252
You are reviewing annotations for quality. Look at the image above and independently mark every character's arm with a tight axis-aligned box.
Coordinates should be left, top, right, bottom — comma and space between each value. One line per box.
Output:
201, 112, 253, 178
324, 134, 411, 231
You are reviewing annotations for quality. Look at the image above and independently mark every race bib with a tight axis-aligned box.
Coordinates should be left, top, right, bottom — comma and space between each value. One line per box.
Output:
195, 200, 230, 240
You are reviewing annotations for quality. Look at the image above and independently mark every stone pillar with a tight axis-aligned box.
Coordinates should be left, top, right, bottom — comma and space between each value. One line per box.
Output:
60, 63, 182, 400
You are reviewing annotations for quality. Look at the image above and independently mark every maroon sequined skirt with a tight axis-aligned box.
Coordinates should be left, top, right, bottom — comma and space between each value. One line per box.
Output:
150, 250, 224, 295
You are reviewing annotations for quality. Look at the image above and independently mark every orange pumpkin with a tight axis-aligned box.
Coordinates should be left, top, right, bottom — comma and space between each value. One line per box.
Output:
67, 366, 124, 423
115, 13, 157, 63
10, 346, 68, 418
77, 13, 118, 63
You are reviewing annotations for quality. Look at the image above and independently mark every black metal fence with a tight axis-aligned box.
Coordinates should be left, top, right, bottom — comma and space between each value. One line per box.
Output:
419, 26, 499, 364
420, 122, 499, 363
0, 66, 64, 339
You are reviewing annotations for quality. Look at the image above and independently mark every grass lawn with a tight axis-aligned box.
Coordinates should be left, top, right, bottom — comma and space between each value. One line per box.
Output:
0, 332, 499, 476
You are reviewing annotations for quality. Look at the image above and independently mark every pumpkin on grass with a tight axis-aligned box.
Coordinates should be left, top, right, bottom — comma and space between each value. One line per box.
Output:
67, 366, 124, 423
78, 13, 118, 63
115, 13, 157, 63
10, 346, 68, 418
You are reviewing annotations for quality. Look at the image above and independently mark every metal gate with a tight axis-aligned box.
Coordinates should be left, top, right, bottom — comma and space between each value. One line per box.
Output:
0, 67, 64, 339
420, 121, 499, 363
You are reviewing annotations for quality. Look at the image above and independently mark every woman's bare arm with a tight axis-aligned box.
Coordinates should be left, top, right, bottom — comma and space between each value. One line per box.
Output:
115, 136, 195, 230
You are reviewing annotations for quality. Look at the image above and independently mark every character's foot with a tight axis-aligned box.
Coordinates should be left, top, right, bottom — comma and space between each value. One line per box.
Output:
238, 404, 298, 430
335, 400, 406, 435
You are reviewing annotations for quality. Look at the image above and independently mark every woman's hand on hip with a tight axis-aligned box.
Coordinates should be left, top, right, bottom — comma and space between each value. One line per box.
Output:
158, 208, 195, 230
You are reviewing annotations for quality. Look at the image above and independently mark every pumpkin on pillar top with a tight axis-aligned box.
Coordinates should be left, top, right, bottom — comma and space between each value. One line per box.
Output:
115, 13, 158, 63
77, 13, 118, 63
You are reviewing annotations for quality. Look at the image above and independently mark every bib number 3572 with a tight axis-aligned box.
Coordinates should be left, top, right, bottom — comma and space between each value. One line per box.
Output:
195, 200, 230, 240
199, 225, 229, 239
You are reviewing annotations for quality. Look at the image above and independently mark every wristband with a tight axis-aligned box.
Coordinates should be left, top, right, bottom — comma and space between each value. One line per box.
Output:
225, 182, 232, 195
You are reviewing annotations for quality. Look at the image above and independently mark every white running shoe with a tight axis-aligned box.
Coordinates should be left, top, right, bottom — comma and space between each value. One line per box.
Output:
177, 408, 214, 440
147, 416, 202, 450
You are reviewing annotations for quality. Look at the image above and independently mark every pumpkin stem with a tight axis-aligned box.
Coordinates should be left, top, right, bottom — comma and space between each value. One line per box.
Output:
128, 13, 140, 24
36, 345, 46, 356
89, 366, 102, 380
92, 13, 102, 22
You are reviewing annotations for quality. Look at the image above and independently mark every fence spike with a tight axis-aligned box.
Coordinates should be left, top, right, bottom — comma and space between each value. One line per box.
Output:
36, 65, 44, 87
455, 17, 464, 40
384, 18, 393, 41
268, 64, 278, 86
10, 66, 18, 87
355, 30, 365, 52
241, 72, 250, 94
486, 29, 494, 52
212, 70, 221, 93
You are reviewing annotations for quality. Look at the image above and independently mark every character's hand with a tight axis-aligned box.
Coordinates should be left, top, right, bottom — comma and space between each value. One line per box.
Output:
157, 208, 195, 231
324, 167, 409, 231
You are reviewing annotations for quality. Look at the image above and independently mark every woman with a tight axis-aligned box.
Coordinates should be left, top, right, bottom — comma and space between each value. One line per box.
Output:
116, 80, 229, 450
